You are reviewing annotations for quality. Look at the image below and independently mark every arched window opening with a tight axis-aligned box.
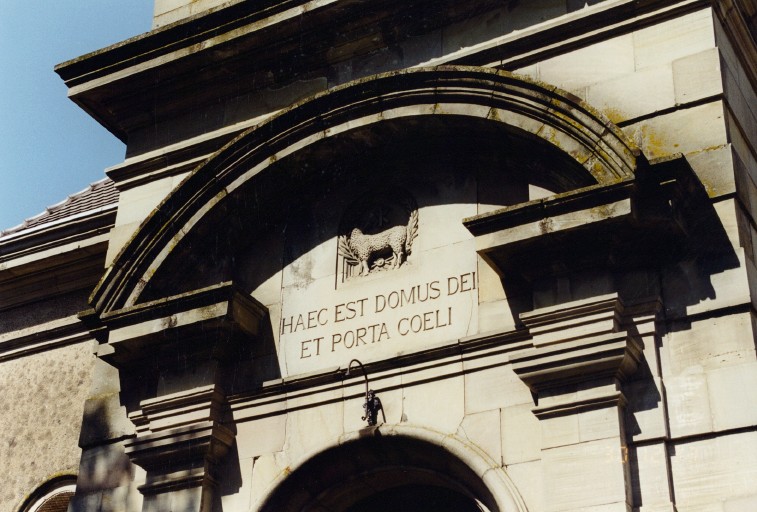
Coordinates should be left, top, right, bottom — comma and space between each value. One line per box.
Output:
19, 476, 76, 512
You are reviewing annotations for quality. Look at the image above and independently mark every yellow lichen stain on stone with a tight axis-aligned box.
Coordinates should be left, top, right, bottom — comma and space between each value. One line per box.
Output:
688, 144, 728, 157
590, 204, 615, 219
699, 180, 717, 197
539, 217, 553, 234
601, 107, 627, 125
637, 125, 671, 159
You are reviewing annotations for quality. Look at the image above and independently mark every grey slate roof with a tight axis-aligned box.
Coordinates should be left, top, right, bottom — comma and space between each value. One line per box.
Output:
1, 178, 118, 237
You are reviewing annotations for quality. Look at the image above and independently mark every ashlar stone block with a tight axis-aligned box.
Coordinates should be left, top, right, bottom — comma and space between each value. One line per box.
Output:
401, 373, 465, 433
478, 254, 505, 303
665, 370, 713, 438
512, 64, 538, 81
724, 494, 757, 512
542, 437, 629, 512
477, 299, 519, 334
713, 196, 743, 250
625, 375, 667, 442
235, 415, 287, 460
673, 48, 723, 105
249, 453, 289, 511
722, 69, 757, 151
586, 64, 675, 123
577, 404, 624, 443
464, 363, 533, 415
633, 9, 716, 69
504, 460, 544, 512
630, 442, 674, 511
459, 409, 502, 466
113, 174, 176, 227
283, 400, 344, 464
68, 490, 103, 512
714, 14, 755, 99
707, 361, 757, 431
77, 443, 134, 493
686, 145, 736, 199
622, 101, 727, 160
281, 240, 337, 289
415, 203, 477, 252
98, 484, 138, 512
661, 248, 751, 317
671, 431, 757, 509
106, 223, 142, 266
665, 310, 756, 376
540, 410, 579, 450
220, 456, 254, 512
501, 403, 541, 464
729, 106, 757, 189
538, 33, 635, 93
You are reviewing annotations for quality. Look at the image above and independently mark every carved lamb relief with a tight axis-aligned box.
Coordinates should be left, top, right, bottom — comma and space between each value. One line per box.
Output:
338, 189, 418, 281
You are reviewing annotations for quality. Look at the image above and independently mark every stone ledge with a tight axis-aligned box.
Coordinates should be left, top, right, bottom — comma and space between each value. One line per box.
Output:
83, 282, 268, 367
124, 421, 234, 477
511, 331, 643, 392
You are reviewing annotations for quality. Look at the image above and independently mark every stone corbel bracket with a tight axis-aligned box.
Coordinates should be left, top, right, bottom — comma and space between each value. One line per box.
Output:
83, 281, 268, 367
125, 384, 235, 497
463, 154, 699, 283
511, 294, 643, 398
125, 422, 234, 495
508, 294, 647, 512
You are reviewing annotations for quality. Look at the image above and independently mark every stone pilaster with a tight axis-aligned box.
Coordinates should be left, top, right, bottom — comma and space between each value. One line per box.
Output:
511, 294, 642, 512
77, 283, 268, 512
125, 385, 234, 512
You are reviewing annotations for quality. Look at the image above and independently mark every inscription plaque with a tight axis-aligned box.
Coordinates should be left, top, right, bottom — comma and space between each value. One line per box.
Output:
280, 184, 479, 376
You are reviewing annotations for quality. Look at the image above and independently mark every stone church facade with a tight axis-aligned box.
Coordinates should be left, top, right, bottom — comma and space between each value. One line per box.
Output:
2, 0, 757, 511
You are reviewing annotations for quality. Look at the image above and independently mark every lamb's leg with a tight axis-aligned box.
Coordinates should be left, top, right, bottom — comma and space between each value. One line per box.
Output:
360, 259, 370, 275
393, 250, 403, 268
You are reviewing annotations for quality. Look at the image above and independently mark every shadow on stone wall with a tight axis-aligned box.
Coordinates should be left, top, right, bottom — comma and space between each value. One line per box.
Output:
70, 397, 138, 512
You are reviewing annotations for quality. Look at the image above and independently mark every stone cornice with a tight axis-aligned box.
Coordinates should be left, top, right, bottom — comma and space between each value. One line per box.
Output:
55, 0, 507, 143
437, 0, 711, 68
229, 327, 531, 421
124, 420, 235, 493
463, 155, 706, 282
54, 0, 718, 147
0, 206, 114, 267
0, 316, 92, 363
463, 180, 637, 237
511, 294, 643, 393
83, 282, 269, 366
511, 331, 643, 392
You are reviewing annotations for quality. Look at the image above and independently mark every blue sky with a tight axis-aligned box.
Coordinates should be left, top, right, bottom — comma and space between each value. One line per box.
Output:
0, 1, 154, 231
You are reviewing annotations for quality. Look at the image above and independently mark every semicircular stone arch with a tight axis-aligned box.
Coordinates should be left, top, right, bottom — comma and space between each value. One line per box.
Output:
255, 425, 529, 512
91, 65, 641, 313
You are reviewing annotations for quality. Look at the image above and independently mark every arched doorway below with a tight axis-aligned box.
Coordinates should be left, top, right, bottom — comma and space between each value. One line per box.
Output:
258, 430, 522, 512
345, 484, 484, 512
